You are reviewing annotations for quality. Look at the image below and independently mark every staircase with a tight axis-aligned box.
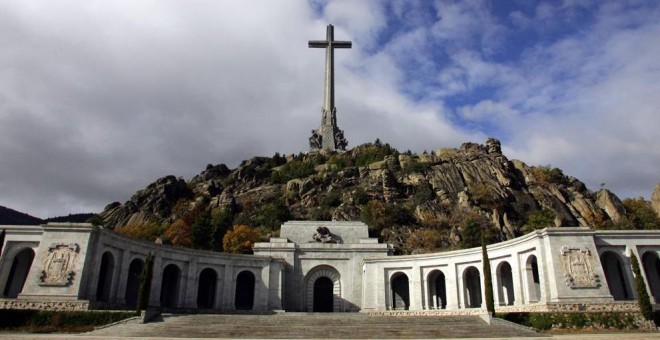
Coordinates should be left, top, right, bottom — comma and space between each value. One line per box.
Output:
88, 313, 541, 338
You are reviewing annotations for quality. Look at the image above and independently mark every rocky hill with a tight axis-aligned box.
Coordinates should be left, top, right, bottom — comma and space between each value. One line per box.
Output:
98, 138, 638, 254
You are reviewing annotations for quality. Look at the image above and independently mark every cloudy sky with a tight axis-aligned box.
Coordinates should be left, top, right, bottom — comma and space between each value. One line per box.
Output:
1, 0, 659, 218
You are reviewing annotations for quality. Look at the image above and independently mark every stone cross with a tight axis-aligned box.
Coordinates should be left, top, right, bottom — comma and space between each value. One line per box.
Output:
308, 24, 351, 151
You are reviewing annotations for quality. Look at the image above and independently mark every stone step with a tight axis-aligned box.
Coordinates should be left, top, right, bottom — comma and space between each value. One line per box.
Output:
87, 313, 542, 338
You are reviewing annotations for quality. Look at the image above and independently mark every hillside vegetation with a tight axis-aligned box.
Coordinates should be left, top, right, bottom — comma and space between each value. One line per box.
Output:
97, 138, 659, 254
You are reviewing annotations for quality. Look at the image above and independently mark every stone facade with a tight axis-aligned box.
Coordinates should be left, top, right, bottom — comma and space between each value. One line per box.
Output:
0, 222, 659, 314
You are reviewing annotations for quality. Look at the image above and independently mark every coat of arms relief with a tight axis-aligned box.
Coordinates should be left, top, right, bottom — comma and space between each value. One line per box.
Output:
38, 243, 79, 286
560, 246, 600, 288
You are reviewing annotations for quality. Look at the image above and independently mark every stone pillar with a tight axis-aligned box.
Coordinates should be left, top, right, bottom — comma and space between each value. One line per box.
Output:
221, 263, 234, 310
109, 249, 124, 304
183, 258, 197, 308
114, 252, 132, 305
409, 265, 422, 310
214, 265, 225, 309
149, 255, 163, 307
511, 253, 524, 306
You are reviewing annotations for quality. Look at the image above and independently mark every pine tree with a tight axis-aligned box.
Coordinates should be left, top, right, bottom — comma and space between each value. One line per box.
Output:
482, 233, 495, 316
630, 253, 653, 321
137, 253, 154, 313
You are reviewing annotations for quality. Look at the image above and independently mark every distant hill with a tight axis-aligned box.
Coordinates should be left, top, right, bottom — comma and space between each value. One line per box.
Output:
0, 206, 44, 225
45, 213, 96, 223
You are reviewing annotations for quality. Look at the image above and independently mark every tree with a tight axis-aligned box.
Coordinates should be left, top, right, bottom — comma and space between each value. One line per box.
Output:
222, 225, 261, 254
482, 233, 495, 316
524, 209, 556, 233
164, 219, 192, 247
191, 210, 213, 250
622, 198, 660, 230
137, 253, 154, 313
631, 253, 654, 321
211, 209, 233, 252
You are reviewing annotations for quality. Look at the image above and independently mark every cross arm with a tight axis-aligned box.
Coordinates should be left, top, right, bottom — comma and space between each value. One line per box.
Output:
309, 40, 329, 48
333, 41, 352, 48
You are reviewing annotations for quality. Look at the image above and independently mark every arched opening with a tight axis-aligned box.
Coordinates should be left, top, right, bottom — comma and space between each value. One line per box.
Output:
496, 262, 515, 306
313, 277, 334, 312
464, 266, 482, 308
600, 252, 632, 300
160, 264, 181, 308
95, 252, 115, 302
642, 252, 660, 303
197, 268, 218, 309
427, 270, 446, 309
525, 255, 541, 303
234, 270, 255, 310
304, 266, 341, 312
3, 248, 35, 298
390, 273, 409, 310
124, 258, 144, 308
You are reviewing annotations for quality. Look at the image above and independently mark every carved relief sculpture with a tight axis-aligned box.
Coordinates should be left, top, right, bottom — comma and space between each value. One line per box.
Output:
560, 246, 600, 288
312, 226, 342, 244
39, 243, 79, 286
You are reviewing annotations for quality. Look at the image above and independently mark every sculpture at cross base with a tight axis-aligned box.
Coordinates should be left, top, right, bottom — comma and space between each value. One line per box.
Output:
308, 24, 351, 152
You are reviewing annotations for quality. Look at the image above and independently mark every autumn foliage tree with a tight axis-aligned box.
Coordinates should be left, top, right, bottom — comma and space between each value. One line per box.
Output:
222, 225, 261, 254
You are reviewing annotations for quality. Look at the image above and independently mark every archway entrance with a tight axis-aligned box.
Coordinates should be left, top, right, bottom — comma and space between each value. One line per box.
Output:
427, 270, 446, 309
391, 273, 409, 310
600, 252, 632, 300
497, 262, 515, 306
96, 252, 114, 302
464, 266, 482, 308
525, 255, 541, 303
235, 271, 255, 310
313, 277, 334, 312
304, 266, 341, 312
642, 252, 660, 303
3, 248, 35, 298
197, 268, 217, 309
124, 258, 144, 308
160, 264, 180, 308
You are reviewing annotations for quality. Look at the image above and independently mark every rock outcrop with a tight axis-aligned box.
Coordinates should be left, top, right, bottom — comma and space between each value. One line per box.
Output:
652, 183, 660, 217
98, 138, 629, 252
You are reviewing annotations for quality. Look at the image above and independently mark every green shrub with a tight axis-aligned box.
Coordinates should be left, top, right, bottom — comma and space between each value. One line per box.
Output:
0, 310, 136, 332
631, 254, 654, 320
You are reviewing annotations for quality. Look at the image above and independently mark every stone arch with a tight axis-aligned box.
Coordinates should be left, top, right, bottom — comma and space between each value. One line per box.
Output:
2, 248, 35, 298
160, 263, 181, 308
234, 270, 255, 310
600, 251, 632, 300
124, 258, 144, 308
524, 255, 541, 303
197, 267, 218, 309
463, 266, 482, 308
304, 265, 341, 312
641, 251, 660, 303
427, 269, 446, 309
390, 272, 410, 310
96, 251, 115, 302
496, 261, 515, 306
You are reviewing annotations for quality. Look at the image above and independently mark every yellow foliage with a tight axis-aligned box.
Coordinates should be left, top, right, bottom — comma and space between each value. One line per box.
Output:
222, 225, 261, 254
164, 218, 191, 247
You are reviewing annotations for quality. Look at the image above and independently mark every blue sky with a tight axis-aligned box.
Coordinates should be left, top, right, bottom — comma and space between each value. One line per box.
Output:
0, 0, 659, 217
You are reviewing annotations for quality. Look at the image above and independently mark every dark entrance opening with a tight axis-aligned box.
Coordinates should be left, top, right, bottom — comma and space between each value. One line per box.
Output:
464, 266, 482, 308
391, 273, 410, 310
3, 248, 35, 298
313, 277, 334, 312
197, 268, 217, 309
642, 252, 660, 303
124, 259, 144, 308
235, 271, 255, 310
160, 264, 180, 308
601, 252, 631, 300
96, 252, 114, 302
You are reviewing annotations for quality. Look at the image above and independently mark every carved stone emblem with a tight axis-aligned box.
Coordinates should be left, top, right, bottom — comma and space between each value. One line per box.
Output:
39, 243, 79, 286
312, 226, 342, 244
560, 246, 599, 288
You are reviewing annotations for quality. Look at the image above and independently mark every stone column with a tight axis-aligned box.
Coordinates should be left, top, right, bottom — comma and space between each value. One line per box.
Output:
446, 263, 460, 310
183, 258, 197, 308
221, 263, 234, 310
409, 265, 422, 310
109, 249, 125, 304
149, 255, 163, 307
213, 265, 225, 309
